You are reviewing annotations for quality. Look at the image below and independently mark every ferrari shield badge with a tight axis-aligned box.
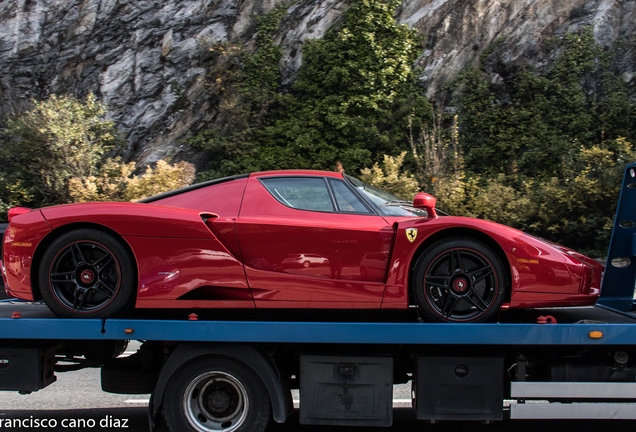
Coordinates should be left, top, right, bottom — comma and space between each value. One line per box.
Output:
405, 228, 418, 242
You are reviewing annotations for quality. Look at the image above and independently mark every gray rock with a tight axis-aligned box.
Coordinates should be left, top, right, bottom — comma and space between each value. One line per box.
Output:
0, 0, 634, 164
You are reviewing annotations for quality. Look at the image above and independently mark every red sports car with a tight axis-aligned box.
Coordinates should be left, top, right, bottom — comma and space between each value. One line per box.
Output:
1, 170, 603, 322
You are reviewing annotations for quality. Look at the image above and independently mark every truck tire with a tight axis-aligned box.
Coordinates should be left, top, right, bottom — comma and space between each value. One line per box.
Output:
412, 237, 505, 323
163, 357, 271, 432
38, 228, 135, 319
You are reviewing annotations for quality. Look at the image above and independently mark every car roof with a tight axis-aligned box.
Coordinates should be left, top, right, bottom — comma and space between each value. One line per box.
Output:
139, 170, 345, 203
250, 170, 345, 179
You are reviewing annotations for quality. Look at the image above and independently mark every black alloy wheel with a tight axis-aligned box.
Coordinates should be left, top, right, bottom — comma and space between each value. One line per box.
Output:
413, 237, 505, 323
39, 228, 135, 318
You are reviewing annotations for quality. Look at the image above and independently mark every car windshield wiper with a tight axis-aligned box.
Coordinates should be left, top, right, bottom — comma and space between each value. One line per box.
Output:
379, 200, 450, 217
380, 200, 412, 207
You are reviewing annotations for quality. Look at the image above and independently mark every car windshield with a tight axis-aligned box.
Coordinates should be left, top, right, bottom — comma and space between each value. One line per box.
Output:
345, 175, 429, 217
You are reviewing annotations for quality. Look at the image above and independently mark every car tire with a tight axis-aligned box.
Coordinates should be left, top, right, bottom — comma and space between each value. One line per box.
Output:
38, 228, 135, 319
163, 357, 271, 432
412, 237, 505, 323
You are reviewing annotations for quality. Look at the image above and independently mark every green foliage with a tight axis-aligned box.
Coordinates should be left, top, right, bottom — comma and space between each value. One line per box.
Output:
360, 152, 419, 199
464, 174, 533, 227
450, 27, 636, 254
480, 35, 507, 69
420, 137, 634, 256
458, 27, 635, 179
193, 0, 425, 178
191, 5, 289, 179
294, 0, 419, 112
243, 6, 288, 93
169, 80, 190, 113
252, 0, 422, 173
524, 138, 636, 254
0, 93, 121, 210
69, 159, 196, 202
0, 178, 33, 219
0, 94, 197, 218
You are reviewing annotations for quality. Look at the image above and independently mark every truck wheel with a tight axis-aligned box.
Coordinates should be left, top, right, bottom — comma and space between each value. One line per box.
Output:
38, 228, 135, 319
164, 357, 271, 432
412, 238, 505, 323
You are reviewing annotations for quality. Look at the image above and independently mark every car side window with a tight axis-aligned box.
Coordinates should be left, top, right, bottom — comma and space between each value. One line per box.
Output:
328, 179, 372, 213
261, 177, 335, 212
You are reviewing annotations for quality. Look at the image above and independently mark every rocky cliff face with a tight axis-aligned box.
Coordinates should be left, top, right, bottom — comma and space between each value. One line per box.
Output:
400, 0, 636, 96
1, 0, 634, 163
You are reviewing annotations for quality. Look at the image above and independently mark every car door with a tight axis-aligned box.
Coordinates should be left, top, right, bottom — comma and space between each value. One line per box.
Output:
235, 174, 394, 308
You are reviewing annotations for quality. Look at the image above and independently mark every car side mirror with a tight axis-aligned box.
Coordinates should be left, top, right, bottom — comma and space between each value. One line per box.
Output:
8, 207, 31, 222
413, 193, 437, 218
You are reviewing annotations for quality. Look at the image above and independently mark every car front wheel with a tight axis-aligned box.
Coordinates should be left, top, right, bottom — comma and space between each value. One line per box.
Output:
412, 237, 505, 323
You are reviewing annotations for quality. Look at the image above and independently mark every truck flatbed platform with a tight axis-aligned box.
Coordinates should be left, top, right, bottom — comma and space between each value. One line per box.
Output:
2, 300, 636, 345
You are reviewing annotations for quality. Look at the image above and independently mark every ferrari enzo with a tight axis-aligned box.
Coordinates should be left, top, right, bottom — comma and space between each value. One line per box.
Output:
1, 170, 603, 322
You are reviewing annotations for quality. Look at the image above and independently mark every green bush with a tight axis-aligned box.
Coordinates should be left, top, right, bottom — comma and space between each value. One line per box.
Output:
360, 152, 419, 199
0, 94, 197, 218
448, 27, 636, 255
69, 159, 196, 202
0, 93, 120, 210
457, 27, 635, 179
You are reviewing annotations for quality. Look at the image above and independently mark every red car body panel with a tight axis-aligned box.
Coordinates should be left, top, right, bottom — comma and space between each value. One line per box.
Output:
41, 202, 215, 238
125, 237, 253, 309
387, 217, 601, 309
2, 170, 603, 313
150, 177, 247, 218
4, 203, 255, 309
236, 174, 392, 307
3, 209, 52, 300
148, 178, 248, 261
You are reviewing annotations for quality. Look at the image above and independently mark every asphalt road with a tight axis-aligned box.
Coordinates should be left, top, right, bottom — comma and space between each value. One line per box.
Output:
2, 405, 635, 432
2, 408, 634, 432
1, 355, 635, 431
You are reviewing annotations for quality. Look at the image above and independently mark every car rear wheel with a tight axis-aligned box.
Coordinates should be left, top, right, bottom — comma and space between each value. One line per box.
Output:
412, 237, 505, 323
38, 228, 135, 319
164, 357, 271, 432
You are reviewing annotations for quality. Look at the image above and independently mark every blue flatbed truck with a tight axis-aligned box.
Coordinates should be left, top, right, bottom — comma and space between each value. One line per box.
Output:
2, 163, 636, 432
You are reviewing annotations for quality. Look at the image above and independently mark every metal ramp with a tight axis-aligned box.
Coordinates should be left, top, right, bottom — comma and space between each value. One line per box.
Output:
598, 161, 636, 312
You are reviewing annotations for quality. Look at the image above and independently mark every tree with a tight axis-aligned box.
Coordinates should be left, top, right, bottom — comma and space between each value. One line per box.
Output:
0, 94, 197, 218
258, 0, 422, 172
0, 93, 119, 207
193, 0, 425, 178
